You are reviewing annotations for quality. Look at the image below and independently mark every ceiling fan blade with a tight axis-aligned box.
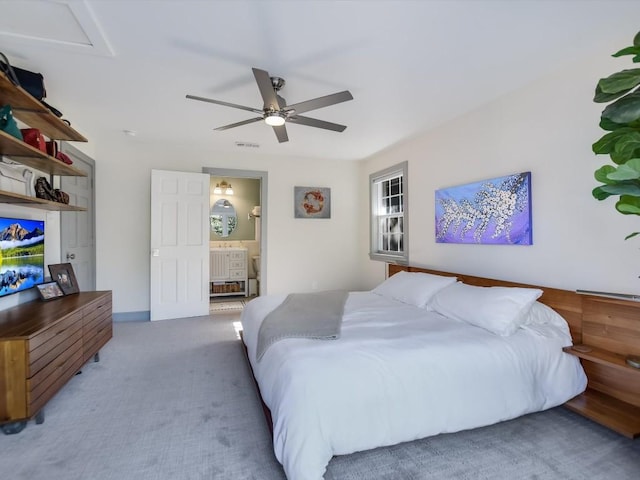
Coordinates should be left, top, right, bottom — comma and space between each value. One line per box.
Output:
214, 117, 263, 131
252, 68, 280, 110
272, 124, 289, 143
285, 90, 353, 115
288, 115, 347, 132
186, 94, 262, 114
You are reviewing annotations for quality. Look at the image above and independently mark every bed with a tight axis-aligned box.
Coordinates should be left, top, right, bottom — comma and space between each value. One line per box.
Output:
240, 266, 588, 480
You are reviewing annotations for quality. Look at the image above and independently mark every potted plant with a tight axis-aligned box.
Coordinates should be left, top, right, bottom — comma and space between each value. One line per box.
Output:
592, 31, 640, 239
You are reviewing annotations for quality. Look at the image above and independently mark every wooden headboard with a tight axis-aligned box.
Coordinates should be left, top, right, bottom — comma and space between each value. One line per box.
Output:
388, 264, 640, 437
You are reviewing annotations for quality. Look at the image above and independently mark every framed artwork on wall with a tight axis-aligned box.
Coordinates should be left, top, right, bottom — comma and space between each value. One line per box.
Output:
48, 262, 80, 295
294, 186, 331, 219
435, 171, 532, 245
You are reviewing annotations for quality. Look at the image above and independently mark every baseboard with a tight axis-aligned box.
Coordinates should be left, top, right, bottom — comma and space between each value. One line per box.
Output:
113, 311, 150, 322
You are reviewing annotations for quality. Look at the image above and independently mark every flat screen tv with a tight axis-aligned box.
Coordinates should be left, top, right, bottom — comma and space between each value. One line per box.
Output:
0, 216, 45, 298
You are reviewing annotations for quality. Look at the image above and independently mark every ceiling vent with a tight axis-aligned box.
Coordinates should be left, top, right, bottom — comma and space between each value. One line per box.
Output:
235, 141, 260, 148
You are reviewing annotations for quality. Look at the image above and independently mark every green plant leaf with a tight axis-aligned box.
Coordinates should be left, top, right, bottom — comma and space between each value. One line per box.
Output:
592, 185, 613, 200
599, 117, 629, 131
602, 92, 640, 124
598, 69, 640, 94
592, 128, 633, 155
606, 158, 640, 180
594, 165, 616, 183
612, 46, 640, 58
625, 231, 640, 240
592, 185, 612, 200
616, 194, 640, 214
611, 149, 640, 164
600, 183, 640, 196
611, 132, 640, 163
635, 31, 640, 47
594, 83, 631, 103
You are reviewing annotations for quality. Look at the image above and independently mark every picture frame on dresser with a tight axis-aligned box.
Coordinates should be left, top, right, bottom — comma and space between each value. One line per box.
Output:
48, 262, 79, 295
36, 281, 65, 301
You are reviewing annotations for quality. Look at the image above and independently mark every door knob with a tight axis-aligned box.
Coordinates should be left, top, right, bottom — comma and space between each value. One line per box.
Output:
66, 253, 75, 260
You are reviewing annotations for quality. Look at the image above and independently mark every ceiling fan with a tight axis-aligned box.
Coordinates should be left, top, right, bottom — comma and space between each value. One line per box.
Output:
186, 67, 353, 143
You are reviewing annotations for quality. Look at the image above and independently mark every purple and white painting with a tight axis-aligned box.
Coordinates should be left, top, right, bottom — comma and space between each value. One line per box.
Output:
435, 172, 532, 245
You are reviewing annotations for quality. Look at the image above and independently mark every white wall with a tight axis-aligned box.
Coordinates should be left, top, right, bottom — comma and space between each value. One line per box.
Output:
93, 136, 362, 314
359, 48, 640, 295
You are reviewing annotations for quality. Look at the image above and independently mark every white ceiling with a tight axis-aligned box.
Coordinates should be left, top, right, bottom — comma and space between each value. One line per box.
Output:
1, 0, 640, 162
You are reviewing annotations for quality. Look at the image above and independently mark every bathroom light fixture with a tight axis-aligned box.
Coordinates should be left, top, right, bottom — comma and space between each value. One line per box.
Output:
213, 180, 234, 195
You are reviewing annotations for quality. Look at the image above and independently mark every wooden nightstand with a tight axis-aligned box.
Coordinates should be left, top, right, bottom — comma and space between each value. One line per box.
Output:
563, 344, 640, 439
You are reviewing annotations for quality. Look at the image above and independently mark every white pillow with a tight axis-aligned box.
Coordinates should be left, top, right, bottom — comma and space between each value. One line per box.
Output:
428, 282, 543, 336
524, 301, 565, 327
371, 270, 457, 307
521, 301, 573, 345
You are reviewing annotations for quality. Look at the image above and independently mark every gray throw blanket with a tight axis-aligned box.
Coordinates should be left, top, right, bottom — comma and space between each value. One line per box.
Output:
256, 290, 348, 361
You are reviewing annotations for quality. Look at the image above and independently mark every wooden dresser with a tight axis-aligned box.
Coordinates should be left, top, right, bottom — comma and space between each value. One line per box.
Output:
0, 291, 112, 433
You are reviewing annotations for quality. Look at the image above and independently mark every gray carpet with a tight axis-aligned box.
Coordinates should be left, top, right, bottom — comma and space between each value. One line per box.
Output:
0, 314, 638, 480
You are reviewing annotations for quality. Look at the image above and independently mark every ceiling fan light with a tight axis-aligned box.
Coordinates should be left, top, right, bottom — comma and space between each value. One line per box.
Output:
264, 113, 285, 127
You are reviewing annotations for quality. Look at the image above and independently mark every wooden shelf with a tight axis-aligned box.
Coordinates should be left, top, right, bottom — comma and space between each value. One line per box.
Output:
563, 345, 640, 374
564, 344, 640, 439
0, 190, 86, 211
0, 131, 87, 177
565, 389, 640, 439
0, 71, 88, 214
0, 71, 86, 142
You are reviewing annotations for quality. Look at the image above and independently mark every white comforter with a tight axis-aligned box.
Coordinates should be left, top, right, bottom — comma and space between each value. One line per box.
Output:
241, 292, 587, 480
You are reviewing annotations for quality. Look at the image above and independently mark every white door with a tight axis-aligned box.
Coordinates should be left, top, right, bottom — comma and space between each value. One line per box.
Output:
59, 143, 95, 291
150, 169, 210, 321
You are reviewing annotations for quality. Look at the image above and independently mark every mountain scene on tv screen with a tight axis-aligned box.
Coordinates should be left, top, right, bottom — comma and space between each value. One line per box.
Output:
0, 221, 45, 296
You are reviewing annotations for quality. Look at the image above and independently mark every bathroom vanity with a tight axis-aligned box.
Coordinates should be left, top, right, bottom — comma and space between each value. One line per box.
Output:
210, 248, 248, 297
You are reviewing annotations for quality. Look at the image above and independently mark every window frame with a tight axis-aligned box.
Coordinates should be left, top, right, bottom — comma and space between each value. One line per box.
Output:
369, 161, 408, 264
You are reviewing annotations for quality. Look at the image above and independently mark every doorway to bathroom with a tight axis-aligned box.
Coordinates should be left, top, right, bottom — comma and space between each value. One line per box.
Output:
202, 167, 267, 308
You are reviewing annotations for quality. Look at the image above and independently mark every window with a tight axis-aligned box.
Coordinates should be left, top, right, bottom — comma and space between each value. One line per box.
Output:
369, 161, 408, 264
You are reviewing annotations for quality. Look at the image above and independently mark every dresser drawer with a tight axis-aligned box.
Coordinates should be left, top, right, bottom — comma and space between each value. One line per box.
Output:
29, 321, 83, 377
230, 260, 245, 269
84, 308, 111, 338
230, 251, 245, 261
229, 269, 246, 279
27, 336, 83, 413
29, 311, 83, 354
83, 323, 112, 364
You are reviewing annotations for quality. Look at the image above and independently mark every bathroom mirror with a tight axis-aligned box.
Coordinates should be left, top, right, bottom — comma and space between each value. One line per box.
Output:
210, 199, 237, 237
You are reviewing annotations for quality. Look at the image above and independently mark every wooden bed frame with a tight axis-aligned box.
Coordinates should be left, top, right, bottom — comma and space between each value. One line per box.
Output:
389, 264, 640, 438
241, 264, 640, 440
